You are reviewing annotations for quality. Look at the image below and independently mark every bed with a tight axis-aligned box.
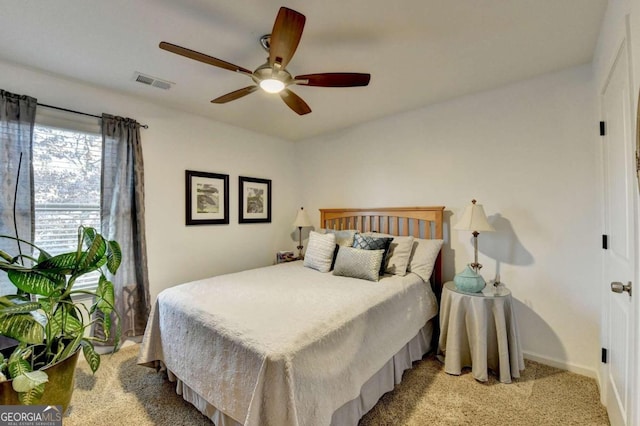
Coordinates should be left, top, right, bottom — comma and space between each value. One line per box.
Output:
138, 206, 445, 426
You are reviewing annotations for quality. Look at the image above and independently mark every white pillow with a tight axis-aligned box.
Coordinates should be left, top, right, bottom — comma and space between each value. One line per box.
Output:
320, 229, 358, 247
332, 246, 384, 282
407, 238, 444, 282
303, 231, 336, 273
384, 235, 414, 276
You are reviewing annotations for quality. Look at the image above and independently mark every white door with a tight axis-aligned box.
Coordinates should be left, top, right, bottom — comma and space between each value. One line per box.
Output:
601, 37, 636, 426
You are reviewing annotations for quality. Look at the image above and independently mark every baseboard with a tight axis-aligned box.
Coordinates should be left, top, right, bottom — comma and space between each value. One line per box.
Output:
523, 351, 598, 379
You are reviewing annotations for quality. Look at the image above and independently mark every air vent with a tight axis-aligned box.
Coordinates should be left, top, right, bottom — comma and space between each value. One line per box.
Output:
151, 80, 172, 90
132, 72, 174, 90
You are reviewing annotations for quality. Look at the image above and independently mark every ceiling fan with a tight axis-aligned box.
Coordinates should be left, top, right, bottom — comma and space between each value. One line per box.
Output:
159, 7, 371, 115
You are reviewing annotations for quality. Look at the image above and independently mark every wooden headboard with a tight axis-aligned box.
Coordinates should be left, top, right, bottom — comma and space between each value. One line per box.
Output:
319, 206, 445, 289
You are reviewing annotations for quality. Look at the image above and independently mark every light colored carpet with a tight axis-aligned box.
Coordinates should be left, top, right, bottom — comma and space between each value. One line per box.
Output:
64, 344, 609, 425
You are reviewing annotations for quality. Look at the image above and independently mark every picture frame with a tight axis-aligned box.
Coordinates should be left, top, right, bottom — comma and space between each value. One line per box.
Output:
239, 176, 272, 223
185, 170, 229, 225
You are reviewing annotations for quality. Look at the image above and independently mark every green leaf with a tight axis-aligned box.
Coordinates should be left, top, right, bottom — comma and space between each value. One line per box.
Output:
81, 340, 100, 373
102, 314, 111, 339
106, 240, 122, 274
49, 307, 83, 337
36, 252, 77, 274
46, 315, 61, 338
95, 275, 115, 315
83, 227, 97, 245
0, 301, 40, 316
78, 233, 107, 271
0, 314, 45, 344
59, 334, 82, 361
12, 370, 48, 392
17, 383, 45, 405
7, 270, 59, 296
8, 349, 31, 379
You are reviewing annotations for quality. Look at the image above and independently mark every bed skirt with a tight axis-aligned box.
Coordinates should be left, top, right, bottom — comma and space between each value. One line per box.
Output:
167, 320, 434, 426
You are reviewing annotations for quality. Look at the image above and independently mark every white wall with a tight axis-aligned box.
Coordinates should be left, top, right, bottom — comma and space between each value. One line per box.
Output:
0, 60, 299, 303
295, 65, 601, 375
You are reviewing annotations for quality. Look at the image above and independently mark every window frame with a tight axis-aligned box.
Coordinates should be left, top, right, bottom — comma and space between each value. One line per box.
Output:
33, 109, 102, 292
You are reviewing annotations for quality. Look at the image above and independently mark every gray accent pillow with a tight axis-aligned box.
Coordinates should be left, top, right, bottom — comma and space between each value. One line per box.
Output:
352, 233, 393, 275
332, 246, 384, 282
303, 231, 336, 273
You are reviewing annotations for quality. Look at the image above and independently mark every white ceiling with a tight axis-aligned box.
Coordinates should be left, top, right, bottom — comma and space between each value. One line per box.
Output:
0, 0, 607, 141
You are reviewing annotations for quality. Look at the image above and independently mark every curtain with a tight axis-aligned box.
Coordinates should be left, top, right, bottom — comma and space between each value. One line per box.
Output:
0, 90, 36, 295
98, 113, 150, 343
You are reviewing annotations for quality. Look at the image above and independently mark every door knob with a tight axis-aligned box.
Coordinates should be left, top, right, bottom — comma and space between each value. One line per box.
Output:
611, 281, 632, 296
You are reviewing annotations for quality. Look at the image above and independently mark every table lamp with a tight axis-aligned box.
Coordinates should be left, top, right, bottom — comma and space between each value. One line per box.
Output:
454, 199, 495, 271
453, 199, 495, 292
293, 207, 312, 259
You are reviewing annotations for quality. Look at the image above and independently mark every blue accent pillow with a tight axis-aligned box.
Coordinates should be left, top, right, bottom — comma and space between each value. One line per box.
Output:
352, 233, 393, 275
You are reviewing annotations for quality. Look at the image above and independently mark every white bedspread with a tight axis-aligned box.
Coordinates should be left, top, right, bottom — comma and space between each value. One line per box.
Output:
138, 261, 437, 426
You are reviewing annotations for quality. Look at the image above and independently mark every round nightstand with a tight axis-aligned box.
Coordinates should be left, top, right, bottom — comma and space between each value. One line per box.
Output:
438, 280, 524, 383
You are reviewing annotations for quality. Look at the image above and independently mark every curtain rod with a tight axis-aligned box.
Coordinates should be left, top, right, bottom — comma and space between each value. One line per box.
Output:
37, 103, 149, 129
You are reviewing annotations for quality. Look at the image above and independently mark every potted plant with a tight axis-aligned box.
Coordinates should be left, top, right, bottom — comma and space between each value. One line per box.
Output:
0, 225, 120, 411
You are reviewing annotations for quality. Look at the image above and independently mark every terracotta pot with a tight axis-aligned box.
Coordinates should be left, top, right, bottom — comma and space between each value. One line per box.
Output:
0, 348, 80, 413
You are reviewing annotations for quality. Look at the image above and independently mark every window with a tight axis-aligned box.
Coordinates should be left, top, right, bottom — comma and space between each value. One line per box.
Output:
32, 111, 102, 291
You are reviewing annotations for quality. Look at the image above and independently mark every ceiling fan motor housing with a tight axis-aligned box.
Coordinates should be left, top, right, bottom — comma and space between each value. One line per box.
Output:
252, 61, 293, 88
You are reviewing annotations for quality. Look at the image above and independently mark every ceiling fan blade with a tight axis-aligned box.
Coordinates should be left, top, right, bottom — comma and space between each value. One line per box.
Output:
160, 42, 252, 75
211, 86, 258, 104
280, 89, 311, 115
269, 7, 306, 69
295, 73, 371, 87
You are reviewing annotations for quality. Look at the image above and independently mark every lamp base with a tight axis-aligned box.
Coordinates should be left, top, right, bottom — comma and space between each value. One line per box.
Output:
454, 265, 486, 293
297, 227, 304, 259
469, 262, 483, 272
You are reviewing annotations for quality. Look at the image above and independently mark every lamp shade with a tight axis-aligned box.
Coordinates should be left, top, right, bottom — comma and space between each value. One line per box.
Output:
293, 207, 312, 228
453, 199, 495, 232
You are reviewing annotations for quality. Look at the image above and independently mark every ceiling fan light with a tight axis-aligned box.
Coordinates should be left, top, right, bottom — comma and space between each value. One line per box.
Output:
260, 78, 285, 93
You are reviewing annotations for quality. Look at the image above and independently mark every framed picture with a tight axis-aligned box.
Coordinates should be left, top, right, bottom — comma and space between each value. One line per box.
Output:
239, 176, 271, 223
185, 170, 229, 225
